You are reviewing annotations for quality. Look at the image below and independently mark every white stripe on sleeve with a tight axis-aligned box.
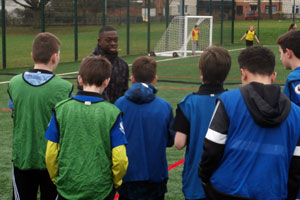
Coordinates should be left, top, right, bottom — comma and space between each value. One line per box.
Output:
205, 128, 227, 144
293, 146, 300, 156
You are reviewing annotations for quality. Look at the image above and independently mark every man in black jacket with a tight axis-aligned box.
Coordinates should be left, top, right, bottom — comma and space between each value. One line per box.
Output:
90, 25, 129, 103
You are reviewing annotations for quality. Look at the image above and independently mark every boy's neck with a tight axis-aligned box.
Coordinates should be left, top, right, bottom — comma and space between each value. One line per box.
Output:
34, 63, 54, 72
290, 59, 300, 71
83, 85, 104, 94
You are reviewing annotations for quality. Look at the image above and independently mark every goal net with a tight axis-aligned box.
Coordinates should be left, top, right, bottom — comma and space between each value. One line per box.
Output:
152, 16, 213, 57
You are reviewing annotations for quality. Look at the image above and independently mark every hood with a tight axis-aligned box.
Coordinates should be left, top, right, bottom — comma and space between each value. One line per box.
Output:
92, 44, 118, 64
240, 82, 291, 127
125, 82, 157, 104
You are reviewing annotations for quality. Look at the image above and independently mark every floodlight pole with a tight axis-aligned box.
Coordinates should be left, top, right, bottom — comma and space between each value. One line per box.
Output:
1, 0, 6, 69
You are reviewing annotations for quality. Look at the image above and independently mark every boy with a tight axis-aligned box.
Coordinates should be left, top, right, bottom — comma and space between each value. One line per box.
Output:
7, 32, 73, 199
173, 46, 231, 200
199, 46, 300, 200
44, 56, 128, 199
115, 56, 174, 200
278, 28, 300, 200
277, 30, 300, 106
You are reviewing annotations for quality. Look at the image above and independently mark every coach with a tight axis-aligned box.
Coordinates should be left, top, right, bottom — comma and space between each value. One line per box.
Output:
89, 25, 129, 103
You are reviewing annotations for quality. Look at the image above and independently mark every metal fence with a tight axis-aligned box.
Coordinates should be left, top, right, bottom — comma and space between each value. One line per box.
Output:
0, 0, 298, 69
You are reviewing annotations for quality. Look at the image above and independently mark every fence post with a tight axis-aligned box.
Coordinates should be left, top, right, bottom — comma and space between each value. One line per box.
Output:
196, 0, 199, 15
220, 0, 224, 45
1, 0, 6, 69
166, 0, 169, 28
41, 0, 45, 32
257, 0, 261, 39
102, 0, 106, 25
147, 0, 151, 54
231, 0, 235, 44
126, 0, 130, 56
74, 0, 78, 61
165, 0, 169, 52
181, 0, 185, 16
293, 0, 295, 23
209, 0, 212, 16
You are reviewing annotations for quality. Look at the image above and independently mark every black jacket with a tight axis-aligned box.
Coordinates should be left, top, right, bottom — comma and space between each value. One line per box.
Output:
88, 45, 129, 103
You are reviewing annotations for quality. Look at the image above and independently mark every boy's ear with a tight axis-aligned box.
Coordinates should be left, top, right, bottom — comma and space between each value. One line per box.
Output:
31, 52, 34, 61
270, 72, 277, 84
286, 48, 294, 59
240, 68, 248, 85
200, 70, 203, 80
151, 75, 158, 84
131, 75, 136, 84
77, 75, 84, 86
102, 78, 111, 88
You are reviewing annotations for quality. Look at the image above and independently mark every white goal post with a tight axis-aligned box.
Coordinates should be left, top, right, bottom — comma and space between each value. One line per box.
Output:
152, 16, 213, 57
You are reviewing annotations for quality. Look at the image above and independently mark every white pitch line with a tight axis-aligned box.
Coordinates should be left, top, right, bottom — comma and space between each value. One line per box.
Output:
0, 47, 247, 85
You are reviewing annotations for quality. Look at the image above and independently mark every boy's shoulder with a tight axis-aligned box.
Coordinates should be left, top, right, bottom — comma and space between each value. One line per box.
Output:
9, 73, 23, 83
155, 96, 172, 108
287, 67, 300, 82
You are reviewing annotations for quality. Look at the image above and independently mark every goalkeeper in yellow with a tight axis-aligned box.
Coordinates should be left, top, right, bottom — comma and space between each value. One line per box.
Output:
192, 25, 200, 56
240, 25, 260, 47
45, 56, 128, 200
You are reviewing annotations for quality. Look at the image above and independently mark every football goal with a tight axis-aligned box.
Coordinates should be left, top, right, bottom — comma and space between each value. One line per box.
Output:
152, 16, 213, 57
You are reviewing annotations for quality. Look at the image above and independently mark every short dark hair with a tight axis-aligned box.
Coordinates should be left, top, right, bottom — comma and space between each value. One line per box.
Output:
32, 32, 60, 64
98, 25, 117, 38
277, 30, 300, 59
132, 56, 157, 83
79, 56, 112, 87
199, 46, 231, 84
238, 46, 275, 76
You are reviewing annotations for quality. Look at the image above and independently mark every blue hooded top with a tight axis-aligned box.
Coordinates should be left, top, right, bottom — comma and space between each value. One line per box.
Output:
115, 82, 174, 182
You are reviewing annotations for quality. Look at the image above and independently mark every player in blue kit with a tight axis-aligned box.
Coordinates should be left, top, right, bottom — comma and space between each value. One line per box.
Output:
115, 56, 174, 200
199, 46, 300, 200
172, 46, 231, 200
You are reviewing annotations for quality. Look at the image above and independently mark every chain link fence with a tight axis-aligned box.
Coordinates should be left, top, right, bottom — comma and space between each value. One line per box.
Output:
0, 0, 299, 69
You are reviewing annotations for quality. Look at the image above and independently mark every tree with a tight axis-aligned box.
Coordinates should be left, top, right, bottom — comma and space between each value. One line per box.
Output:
12, 0, 51, 27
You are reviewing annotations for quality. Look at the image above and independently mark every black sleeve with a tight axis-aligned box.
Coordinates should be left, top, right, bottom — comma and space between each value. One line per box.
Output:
172, 106, 190, 135
167, 110, 175, 147
287, 137, 300, 200
122, 62, 129, 94
198, 100, 229, 183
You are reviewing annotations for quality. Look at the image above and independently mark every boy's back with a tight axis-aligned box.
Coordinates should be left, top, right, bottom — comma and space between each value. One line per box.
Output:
52, 95, 121, 199
173, 46, 231, 200
174, 86, 225, 199
8, 71, 72, 170
115, 56, 174, 199
115, 83, 173, 182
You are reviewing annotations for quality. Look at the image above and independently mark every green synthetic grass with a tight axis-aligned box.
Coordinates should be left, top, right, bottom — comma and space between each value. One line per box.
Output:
0, 45, 291, 199
1, 19, 300, 69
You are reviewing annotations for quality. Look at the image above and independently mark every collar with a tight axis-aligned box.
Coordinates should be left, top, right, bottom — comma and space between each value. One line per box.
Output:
29, 69, 53, 74
77, 91, 103, 98
73, 91, 104, 103
293, 66, 300, 71
195, 83, 225, 95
